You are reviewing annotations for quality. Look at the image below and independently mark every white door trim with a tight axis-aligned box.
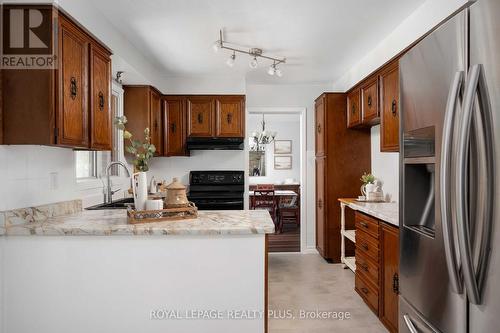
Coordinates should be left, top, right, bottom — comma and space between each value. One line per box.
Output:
247, 106, 308, 253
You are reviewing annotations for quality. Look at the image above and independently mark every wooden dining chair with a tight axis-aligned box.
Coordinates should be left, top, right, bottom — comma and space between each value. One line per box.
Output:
253, 189, 277, 229
277, 195, 299, 233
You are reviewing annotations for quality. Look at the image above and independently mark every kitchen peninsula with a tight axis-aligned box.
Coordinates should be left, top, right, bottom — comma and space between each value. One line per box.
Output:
0, 200, 274, 333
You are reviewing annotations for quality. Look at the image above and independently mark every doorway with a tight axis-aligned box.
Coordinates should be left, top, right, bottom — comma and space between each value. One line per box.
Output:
246, 108, 306, 252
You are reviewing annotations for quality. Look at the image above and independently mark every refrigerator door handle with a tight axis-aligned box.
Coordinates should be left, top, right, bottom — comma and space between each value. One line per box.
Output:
403, 314, 420, 333
440, 71, 464, 294
456, 64, 495, 305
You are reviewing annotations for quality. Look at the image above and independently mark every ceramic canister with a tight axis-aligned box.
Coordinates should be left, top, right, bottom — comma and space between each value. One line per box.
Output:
164, 177, 190, 208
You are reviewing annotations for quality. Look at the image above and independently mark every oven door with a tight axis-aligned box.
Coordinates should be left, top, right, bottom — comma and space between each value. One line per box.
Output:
189, 198, 244, 210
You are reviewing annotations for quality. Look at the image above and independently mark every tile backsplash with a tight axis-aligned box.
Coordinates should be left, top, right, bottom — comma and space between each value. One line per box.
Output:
0, 146, 79, 211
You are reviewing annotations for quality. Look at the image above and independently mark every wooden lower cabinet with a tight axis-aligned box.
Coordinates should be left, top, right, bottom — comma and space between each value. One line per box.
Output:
315, 156, 327, 257
380, 223, 400, 333
355, 211, 399, 333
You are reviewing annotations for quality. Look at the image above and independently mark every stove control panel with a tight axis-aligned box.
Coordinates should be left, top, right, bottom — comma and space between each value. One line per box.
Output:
190, 171, 244, 185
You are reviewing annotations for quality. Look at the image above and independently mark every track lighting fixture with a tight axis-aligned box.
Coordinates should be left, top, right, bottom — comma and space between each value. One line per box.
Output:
213, 29, 285, 76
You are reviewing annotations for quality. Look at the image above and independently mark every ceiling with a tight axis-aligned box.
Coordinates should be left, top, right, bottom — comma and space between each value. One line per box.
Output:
91, 0, 425, 85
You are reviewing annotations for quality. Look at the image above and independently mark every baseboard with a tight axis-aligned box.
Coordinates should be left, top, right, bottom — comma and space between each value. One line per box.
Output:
301, 247, 319, 254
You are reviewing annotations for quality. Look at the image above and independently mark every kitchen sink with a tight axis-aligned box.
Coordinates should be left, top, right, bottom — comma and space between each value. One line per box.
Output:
86, 197, 134, 210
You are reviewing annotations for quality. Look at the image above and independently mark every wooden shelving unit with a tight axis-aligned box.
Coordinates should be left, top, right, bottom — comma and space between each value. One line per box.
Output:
340, 201, 356, 272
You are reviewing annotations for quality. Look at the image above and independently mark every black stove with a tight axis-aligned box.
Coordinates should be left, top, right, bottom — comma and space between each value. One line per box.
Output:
188, 171, 244, 210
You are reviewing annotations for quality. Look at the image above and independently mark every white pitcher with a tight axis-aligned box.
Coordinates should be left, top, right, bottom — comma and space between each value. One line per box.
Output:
132, 172, 148, 211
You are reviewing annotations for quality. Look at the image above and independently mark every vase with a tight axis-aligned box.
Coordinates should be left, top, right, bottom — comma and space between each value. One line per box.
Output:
132, 171, 148, 211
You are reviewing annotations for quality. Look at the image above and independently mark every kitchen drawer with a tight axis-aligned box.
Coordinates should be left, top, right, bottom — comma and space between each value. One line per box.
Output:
356, 229, 380, 262
355, 211, 379, 239
356, 251, 379, 286
355, 273, 379, 314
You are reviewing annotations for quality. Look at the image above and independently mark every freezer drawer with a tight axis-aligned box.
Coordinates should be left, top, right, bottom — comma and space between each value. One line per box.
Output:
400, 297, 441, 333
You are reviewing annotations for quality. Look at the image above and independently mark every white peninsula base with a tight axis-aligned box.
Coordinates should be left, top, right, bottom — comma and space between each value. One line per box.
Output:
1, 234, 267, 333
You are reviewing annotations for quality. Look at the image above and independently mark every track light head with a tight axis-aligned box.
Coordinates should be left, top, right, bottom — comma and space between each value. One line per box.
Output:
249, 56, 258, 69
226, 52, 236, 67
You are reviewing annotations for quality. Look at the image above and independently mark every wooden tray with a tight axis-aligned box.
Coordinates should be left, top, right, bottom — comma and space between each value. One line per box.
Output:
127, 202, 198, 224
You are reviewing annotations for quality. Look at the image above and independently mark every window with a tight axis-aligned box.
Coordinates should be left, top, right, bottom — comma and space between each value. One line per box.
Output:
75, 151, 113, 179
76, 151, 97, 179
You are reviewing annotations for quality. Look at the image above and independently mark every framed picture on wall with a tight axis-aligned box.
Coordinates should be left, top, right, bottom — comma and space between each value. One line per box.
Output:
274, 156, 292, 170
274, 140, 292, 154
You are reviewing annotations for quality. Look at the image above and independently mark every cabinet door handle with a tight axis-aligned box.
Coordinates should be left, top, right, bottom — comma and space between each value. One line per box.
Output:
197, 113, 203, 124
351, 104, 356, 114
391, 99, 397, 116
226, 113, 233, 124
171, 123, 176, 133
361, 263, 369, 272
70, 77, 77, 100
361, 287, 369, 294
317, 124, 321, 133
98, 91, 105, 110
360, 221, 368, 228
318, 199, 323, 209
367, 95, 372, 107
362, 243, 369, 250
393, 273, 399, 294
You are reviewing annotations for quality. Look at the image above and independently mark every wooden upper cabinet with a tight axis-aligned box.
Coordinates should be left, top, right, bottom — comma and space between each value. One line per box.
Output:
187, 96, 215, 137
149, 89, 163, 156
380, 61, 400, 152
1, 7, 112, 150
89, 44, 112, 150
315, 96, 326, 157
163, 97, 187, 156
380, 223, 400, 333
58, 15, 89, 148
216, 96, 245, 137
347, 89, 361, 128
123, 86, 162, 156
361, 76, 380, 124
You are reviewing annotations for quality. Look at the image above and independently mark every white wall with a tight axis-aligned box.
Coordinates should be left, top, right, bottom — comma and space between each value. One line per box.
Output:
248, 114, 300, 184
332, 0, 470, 91
370, 126, 399, 202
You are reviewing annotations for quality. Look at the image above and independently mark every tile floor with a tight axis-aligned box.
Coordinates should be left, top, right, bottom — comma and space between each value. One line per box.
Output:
268, 253, 387, 333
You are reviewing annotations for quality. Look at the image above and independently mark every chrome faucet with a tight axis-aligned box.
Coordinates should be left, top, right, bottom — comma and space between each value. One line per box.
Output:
105, 161, 131, 203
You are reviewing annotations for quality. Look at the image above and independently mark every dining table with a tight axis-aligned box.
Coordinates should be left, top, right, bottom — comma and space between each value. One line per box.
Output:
248, 190, 298, 209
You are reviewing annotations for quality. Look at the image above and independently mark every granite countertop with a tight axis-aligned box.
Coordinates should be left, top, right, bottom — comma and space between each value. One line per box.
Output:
339, 198, 399, 227
0, 200, 275, 236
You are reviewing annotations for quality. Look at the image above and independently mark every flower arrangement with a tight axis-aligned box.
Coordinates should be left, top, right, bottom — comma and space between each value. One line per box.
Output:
114, 116, 156, 172
360, 172, 375, 185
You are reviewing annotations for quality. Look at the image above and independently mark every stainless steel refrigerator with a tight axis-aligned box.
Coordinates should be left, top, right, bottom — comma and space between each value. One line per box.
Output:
399, 0, 500, 332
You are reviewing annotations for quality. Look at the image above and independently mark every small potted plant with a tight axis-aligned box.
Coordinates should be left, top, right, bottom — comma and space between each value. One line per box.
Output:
360, 172, 376, 198
114, 116, 156, 210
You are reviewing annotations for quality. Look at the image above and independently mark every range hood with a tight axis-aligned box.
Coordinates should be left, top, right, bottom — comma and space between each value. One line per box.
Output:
186, 137, 244, 150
